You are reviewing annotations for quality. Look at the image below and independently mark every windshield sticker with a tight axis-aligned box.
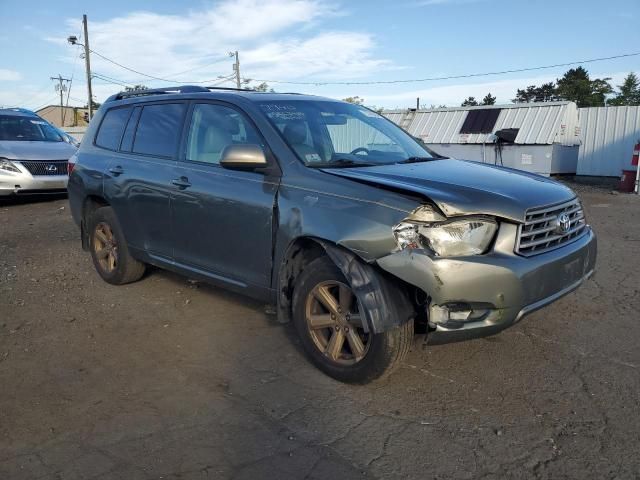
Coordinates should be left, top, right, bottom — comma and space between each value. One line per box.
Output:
30, 120, 48, 125
270, 111, 306, 121
260, 104, 297, 112
305, 153, 322, 162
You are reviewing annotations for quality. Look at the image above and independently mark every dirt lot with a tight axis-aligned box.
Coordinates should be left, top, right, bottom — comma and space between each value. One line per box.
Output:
1, 185, 639, 480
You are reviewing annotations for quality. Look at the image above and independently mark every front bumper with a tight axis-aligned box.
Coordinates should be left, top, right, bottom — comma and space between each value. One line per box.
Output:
0, 169, 67, 196
376, 223, 597, 343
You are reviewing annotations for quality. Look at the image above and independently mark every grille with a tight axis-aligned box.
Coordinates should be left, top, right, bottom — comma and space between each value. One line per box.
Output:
19, 160, 68, 176
516, 198, 587, 257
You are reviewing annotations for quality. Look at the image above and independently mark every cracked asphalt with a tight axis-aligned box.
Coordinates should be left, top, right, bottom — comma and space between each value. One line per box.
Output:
1, 184, 639, 479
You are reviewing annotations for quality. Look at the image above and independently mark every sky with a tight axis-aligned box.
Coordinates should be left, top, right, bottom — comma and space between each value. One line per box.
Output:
1, 0, 639, 111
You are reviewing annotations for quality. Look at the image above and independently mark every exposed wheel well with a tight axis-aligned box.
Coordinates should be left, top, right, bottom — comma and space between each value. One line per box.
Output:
277, 237, 428, 335
81, 195, 110, 250
276, 237, 327, 324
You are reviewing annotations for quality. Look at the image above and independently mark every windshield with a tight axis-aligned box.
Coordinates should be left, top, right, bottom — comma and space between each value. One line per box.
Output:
258, 100, 435, 167
0, 115, 64, 142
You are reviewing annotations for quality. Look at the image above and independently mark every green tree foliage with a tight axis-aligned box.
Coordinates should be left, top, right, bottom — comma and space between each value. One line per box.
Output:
555, 67, 613, 107
511, 68, 613, 107
513, 82, 558, 103
461, 96, 479, 106
250, 81, 275, 92
342, 96, 364, 105
608, 73, 640, 106
481, 93, 496, 105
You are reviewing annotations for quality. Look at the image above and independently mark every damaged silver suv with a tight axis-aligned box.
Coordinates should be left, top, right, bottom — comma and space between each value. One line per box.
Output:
68, 86, 596, 383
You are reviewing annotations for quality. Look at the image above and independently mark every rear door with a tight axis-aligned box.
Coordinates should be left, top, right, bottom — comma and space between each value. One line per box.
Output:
103, 101, 187, 260
171, 101, 279, 289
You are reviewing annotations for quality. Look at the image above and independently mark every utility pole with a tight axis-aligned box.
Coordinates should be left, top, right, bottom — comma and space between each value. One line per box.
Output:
231, 51, 241, 89
82, 14, 93, 121
50, 75, 71, 126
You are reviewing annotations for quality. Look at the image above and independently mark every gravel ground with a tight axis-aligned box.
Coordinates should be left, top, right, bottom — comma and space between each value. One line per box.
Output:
1, 186, 639, 480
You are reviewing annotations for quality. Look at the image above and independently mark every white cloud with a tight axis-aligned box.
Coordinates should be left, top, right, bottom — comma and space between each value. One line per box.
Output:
0, 69, 22, 81
43, 0, 386, 95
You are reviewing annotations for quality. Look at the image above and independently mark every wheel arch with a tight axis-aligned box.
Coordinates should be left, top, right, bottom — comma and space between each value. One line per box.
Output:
276, 235, 416, 334
81, 195, 110, 250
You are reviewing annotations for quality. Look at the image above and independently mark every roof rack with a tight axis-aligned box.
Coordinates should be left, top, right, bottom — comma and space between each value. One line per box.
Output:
107, 85, 210, 102
106, 85, 260, 102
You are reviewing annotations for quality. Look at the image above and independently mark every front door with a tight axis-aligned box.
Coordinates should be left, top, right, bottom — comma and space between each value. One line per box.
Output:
171, 102, 279, 288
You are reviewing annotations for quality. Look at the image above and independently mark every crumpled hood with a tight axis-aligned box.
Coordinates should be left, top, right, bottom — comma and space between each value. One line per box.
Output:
0, 141, 77, 161
322, 159, 576, 223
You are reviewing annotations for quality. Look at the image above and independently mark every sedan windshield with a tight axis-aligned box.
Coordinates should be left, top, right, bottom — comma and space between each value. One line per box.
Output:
258, 100, 436, 167
0, 115, 64, 142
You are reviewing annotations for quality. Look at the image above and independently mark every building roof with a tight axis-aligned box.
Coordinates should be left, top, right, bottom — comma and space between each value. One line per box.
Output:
384, 101, 581, 146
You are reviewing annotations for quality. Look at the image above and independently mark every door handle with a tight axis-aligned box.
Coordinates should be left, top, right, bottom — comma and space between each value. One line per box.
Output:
171, 176, 191, 189
108, 165, 124, 176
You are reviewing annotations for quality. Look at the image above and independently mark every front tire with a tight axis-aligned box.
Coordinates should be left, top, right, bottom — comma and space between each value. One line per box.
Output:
88, 206, 145, 285
293, 256, 412, 384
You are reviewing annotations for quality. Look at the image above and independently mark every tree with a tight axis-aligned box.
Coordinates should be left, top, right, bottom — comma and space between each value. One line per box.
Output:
555, 67, 613, 107
343, 96, 364, 105
84, 99, 101, 110
124, 84, 149, 92
250, 81, 275, 92
511, 68, 613, 106
608, 72, 640, 106
513, 83, 558, 103
461, 96, 479, 107
481, 93, 496, 105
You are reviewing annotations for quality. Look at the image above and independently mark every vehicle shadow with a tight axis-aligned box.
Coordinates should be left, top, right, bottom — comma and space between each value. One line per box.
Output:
0, 192, 68, 206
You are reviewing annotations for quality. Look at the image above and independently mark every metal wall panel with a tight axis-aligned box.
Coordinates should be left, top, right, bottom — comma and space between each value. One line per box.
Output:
385, 102, 581, 146
577, 106, 640, 176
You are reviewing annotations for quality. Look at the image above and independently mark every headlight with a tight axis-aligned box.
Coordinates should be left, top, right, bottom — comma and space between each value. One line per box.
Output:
0, 158, 20, 173
393, 206, 497, 257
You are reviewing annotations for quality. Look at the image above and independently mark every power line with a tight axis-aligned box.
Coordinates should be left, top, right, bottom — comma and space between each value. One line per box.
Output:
167, 56, 231, 78
88, 48, 229, 84
92, 72, 134, 88
252, 51, 640, 86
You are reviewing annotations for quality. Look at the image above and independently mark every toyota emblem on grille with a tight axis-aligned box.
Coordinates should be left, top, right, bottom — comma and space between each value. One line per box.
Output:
556, 213, 571, 234
45, 164, 58, 173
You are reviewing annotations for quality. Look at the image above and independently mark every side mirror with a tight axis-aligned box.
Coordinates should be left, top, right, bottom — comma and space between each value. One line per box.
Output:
220, 144, 267, 170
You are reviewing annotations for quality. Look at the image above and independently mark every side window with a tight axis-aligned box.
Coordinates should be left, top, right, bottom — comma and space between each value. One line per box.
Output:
133, 103, 186, 158
186, 104, 262, 165
120, 106, 141, 152
95, 107, 132, 151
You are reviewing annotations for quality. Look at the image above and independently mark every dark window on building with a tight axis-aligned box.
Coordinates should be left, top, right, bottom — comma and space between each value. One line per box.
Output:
133, 103, 186, 158
95, 107, 132, 150
120, 107, 142, 152
459, 108, 501, 134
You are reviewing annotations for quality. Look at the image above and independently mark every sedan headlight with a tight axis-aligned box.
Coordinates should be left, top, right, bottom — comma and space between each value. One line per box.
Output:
0, 158, 20, 173
393, 206, 497, 257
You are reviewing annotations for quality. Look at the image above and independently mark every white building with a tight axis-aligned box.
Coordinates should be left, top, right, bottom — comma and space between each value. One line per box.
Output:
577, 105, 640, 177
384, 102, 581, 176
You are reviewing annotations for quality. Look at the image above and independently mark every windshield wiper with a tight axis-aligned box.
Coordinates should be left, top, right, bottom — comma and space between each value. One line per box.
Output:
308, 158, 377, 168
396, 156, 435, 164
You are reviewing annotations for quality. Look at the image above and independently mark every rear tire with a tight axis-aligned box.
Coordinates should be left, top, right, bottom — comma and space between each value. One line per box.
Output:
293, 256, 412, 384
88, 206, 145, 285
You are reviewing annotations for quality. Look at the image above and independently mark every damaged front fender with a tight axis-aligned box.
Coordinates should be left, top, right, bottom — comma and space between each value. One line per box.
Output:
316, 240, 415, 334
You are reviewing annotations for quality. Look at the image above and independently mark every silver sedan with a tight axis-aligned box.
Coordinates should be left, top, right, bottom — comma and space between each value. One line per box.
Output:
0, 108, 77, 196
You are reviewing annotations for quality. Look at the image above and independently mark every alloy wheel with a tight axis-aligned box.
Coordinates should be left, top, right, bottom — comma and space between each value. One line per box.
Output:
304, 280, 370, 365
93, 222, 118, 273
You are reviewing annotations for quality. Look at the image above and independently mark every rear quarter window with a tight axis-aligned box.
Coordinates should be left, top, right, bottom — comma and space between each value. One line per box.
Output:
132, 103, 186, 158
95, 107, 132, 151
